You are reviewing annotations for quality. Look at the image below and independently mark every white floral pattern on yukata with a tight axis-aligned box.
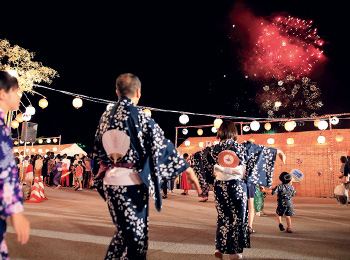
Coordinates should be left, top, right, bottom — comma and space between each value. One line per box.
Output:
0, 108, 24, 260
191, 139, 277, 255
272, 184, 296, 216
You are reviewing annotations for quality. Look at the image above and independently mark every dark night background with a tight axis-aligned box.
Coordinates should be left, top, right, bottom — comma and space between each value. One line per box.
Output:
1, 1, 348, 152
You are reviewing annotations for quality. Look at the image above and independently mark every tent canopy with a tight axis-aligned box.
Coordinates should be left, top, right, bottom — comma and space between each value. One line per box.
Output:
59, 143, 87, 157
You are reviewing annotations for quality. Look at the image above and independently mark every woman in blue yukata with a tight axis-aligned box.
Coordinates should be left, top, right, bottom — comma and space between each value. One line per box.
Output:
191, 120, 285, 259
94, 73, 202, 260
0, 71, 30, 259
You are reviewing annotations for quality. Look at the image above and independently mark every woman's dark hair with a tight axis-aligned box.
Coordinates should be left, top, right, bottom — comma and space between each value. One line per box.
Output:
279, 172, 292, 184
216, 120, 238, 141
0, 71, 19, 92
340, 156, 347, 164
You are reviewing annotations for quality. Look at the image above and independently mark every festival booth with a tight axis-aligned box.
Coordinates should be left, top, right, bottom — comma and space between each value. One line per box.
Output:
177, 129, 350, 198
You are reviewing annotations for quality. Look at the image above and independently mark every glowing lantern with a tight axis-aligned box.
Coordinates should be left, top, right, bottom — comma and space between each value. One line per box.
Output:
143, 109, 152, 117
39, 98, 48, 109
11, 120, 19, 129
267, 138, 275, 145
335, 134, 344, 142
182, 128, 188, 135
211, 127, 217, 133
317, 120, 328, 130
31, 148, 36, 152
38, 149, 43, 153
330, 117, 339, 125
53, 138, 58, 143
22, 113, 31, 121
250, 121, 260, 131
13, 148, 19, 153
45, 149, 50, 153
317, 135, 326, 144
197, 129, 203, 136
14, 140, 19, 145
284, 121, 295, 132
38, 139, 43, 144
243, 125, 250, 132
213, 141, 219, 145
73, 97, 83, 109
214, 118, 223, 129
264, 123, 271, 131
46, 139, 51, 144
106, 103, 114, 110
16, 113, 23, 123
26, 105, 36, 116
185, 140, 190, 146
314, 119, 320, 127
53, 147, 58, 152
179, 114, 189, 125
287, 138, 294, 145
199, 142, 204, 148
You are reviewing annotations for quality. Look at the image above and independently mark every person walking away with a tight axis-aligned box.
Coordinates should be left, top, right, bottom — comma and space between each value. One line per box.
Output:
94, 73, 201, 260
74, 161, 84, 191
181, 153, 192, 195
264, 172, 296, 233
0, 71, 30, 258
191, 120, 286, 259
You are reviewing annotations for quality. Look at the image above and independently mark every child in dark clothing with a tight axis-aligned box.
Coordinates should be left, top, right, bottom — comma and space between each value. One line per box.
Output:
264, 172, 296, 233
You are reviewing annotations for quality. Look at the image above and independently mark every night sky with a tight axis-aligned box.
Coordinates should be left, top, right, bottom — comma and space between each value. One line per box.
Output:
1, 1, 348, 152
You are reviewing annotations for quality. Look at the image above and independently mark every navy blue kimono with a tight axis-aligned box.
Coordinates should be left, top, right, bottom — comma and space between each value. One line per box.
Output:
191, 139, 277, 255
94, 97, 188, 259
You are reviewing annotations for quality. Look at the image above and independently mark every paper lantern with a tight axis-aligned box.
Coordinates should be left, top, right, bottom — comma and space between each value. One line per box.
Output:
45, 149, 50, 153
199, 142, 204, 148
267, 138, 275, 145
250, 121, 260, 131
11, 120, 19, 129
182, 128, 188, 135
53, 147, 58, 152
26, 105, 36, 115
73, 97, 83, 109
14, 140, 19, 145
185, 140, 190, 146
211, 126, 217, 133
317, 135, 326, 144
214, 118, 223, 129
179, 114, 189, 125
46, 139, 51, 143
13, 148, 19, 153
53, 138, 58, 143
22, 113, 31, 121
16, 113, 23, 123
243, 125, 250, 132
39, 98, 48, 109
330, 117, 339, 125
335, 134, 344, 142
314, 119, 320, 127
264, 123, 271, 131
287, 138, 294, 145
31, 148, 36, 152
143, 109, 152, 117
197, 129, 203, 136
284, 121, 295, 132
38, 139, 43, 144
317, 120, 328, 130
38, 149, 43, 153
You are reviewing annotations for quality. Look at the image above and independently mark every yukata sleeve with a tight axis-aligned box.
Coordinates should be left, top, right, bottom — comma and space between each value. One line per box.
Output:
142, 117, 189, 181
242, 141, 277, 188
0, 128, 24, 218
271, 185, 280, 195
190, 147, 214, 181
290, 186, 296, 197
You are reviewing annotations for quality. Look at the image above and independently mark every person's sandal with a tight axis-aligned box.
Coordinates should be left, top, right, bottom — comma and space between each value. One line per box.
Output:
286, 228, 293, 233
214, 250, 223, 259
162, 195, 167, 199
199, 197, 208, 202
248, 226, 256, 234
279, 223, 285, 231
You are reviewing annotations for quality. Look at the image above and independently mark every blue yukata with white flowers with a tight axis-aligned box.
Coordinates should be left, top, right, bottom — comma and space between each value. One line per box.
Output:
191, 139, 277, 255
0, 109, 24, 260
94, 97, 189, 260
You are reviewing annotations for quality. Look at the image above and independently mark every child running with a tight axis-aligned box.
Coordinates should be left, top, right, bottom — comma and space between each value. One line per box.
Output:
265, 172, 296, 233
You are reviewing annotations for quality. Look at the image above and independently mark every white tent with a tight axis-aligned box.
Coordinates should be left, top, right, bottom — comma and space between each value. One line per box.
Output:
59, 143, 87, 157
